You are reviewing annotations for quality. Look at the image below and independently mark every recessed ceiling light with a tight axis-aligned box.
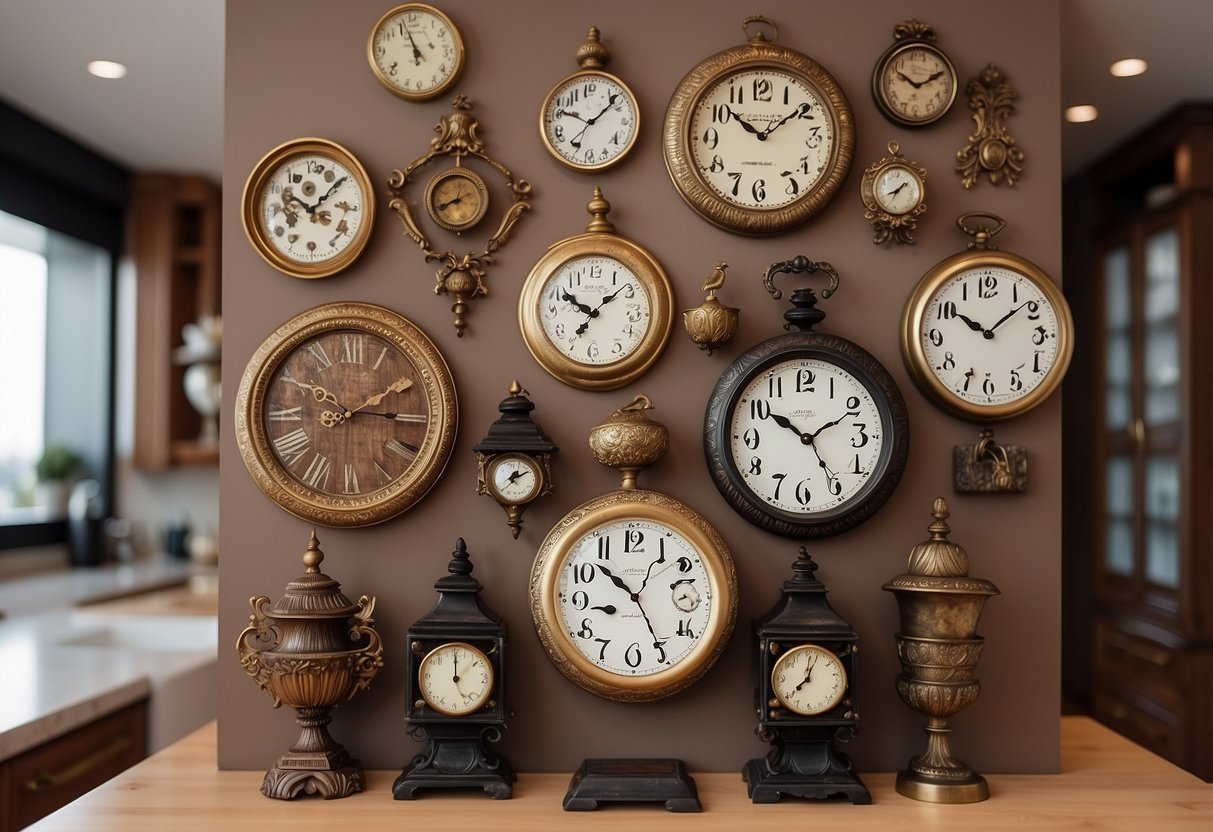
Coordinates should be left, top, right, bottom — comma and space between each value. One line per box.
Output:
1110, 58, 1147, 77
1065, 105, 1099, 123
87, 60, 127, 79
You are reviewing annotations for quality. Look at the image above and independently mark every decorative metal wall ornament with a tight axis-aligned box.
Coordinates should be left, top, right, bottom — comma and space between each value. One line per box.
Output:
953, 428, 1027, 493
682, 261, 739, 355
860, 141, 928, 245
388, 95, 533, 336
956, 64, 1025, 189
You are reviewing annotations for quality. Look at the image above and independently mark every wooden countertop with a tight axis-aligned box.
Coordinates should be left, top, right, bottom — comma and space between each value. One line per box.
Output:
26, 716, 1210, 830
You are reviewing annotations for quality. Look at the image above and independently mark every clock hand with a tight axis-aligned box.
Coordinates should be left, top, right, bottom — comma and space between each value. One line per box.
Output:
807, 441, 843, 497
983, 301, 1034, 338
560, 289, 594, 316
759, 102, 812, 139
281, 188, 316, 217
594, 563, 637, 599
590, 604, 617, 614
506, 469, 530, 485
727, 109, 763, 136
635, 545, 667, 596
348, 377, 414, 415
953, 311, 987, 333
569, 93, 622, 150
574, 284, 628, 335
315, 176, 348, 208
767, 411, 811, 442
341, 410, 427, 424
925, 70, 945, 84
807, 410, 860, 440
405, 26, 424, 64
436, 190, 465, 211
897, 69, 926, 89
886, 182, 908, 198
795, 655, 818, 690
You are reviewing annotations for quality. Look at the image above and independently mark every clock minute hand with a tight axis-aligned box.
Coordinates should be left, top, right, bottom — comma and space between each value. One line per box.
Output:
316, 176, 348, 208
349, 376, 414, 414
760, 102, 812, 139
983, 301, 1033, 338
897, 69, 926, 89
808, 410, 860, 440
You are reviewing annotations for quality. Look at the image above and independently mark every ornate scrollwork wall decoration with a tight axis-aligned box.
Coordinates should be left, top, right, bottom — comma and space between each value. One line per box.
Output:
388, 96, 533, 336
955, 64, 1025, 189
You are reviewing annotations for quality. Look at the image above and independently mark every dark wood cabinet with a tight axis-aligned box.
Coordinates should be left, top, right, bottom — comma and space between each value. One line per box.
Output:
1072, 104, 1213, 780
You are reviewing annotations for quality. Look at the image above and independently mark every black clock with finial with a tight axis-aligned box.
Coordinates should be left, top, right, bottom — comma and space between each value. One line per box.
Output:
393, 539, 514, 799
474, 381, 559, 539
744, 547, 870, 804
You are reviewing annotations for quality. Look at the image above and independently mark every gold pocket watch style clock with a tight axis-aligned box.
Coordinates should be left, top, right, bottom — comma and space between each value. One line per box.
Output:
900, 213, 1073, 422
519, 188, 674, 390
389, 96, 533, 336
241, 138, 375, 279
663, 15, 854, 236
860, 141, 927, 245
540, 27, 640, 172
234, 302, 457, 527
367, 3, 465, 102
704, 258, 910, 539
871, 19, 957, 128
530, 396, 738, 703
473, 381, 559, 538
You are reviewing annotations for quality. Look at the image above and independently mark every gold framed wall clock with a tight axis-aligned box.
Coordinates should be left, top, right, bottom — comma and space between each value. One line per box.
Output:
871, 19, 957, 128
900, 213, 1073, 422
367, 3, 466, 102
662, 15, 854, 236
518, 188, 674, 391
539, 27, 640, 172
235, 302, 458, 527
530, 396, 738, 702
241, 138, 375, 279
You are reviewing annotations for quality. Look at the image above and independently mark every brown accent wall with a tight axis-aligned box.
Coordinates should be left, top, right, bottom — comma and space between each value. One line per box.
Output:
220, 0, 1062, 773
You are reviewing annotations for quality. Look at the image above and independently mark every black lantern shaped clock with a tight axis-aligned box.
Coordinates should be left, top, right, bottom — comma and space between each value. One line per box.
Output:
394, 539, 513, 800
745, 548, 870, 804
473, 381, 558, 539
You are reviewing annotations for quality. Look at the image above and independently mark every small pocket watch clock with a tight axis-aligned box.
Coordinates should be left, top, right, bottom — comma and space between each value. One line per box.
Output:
860, 141, 927, 245
745, 548, 869, 804
871, 19, 957, 128
900, 213, 1073, 422
540, 27, 640, 172
663, 15, 854, 236
395, 539, 513, 799
473, 381, 559, 539
518, 188, 674, 390
530, 396, 738, 702
704, 258, 910, 539
367, 3, 465, 102
241, 137, 375, 279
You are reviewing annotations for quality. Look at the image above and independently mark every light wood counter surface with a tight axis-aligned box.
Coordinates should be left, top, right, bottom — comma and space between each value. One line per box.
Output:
26, 716, 1211, 831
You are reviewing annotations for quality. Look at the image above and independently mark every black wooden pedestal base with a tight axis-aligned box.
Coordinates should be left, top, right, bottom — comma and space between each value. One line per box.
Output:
393, 727, 514, 800
744, 740, 870, 804
563, 758, 701, 812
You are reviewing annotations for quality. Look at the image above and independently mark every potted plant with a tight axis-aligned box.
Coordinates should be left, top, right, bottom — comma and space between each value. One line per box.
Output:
36, 444, 81, 517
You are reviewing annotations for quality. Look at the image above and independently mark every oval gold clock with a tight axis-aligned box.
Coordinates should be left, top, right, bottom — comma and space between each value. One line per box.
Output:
235, 302, 458, 527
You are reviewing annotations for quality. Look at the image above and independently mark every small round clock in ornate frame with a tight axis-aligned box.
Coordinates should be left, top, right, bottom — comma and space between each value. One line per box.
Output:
860, 141, 927, 245
423, 166, 489, 233
663, 15, 854, 236
241, 138, 375, 279
900, 213, 1074, 422
871, 19, 957, 128
519, 188, 674, 391
367, 3, 466, 102
234, 301, 457, 527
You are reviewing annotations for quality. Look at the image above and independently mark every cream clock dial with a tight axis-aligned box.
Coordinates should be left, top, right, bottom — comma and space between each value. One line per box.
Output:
486, 453, 543, 505
538, 255, 650, 367
877, 45, 955, 125
417, 642, 494, 716
542, 73, 639, 170
368, 3, 465, 101
771, 643, 847, 716
873, 165, 923, 215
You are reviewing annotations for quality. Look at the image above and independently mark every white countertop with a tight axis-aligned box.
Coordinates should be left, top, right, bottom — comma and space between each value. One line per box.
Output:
0, 558, 218, 760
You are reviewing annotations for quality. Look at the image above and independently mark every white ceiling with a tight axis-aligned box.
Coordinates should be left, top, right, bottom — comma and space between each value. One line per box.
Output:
0, 1, 1209, 182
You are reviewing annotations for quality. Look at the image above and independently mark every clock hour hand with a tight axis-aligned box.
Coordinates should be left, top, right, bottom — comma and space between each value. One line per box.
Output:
897, 69, 926, 89
954, 311, 987, 333
437, 189, 466, 211
983, 301, 1034, 338
594, 563, 637, 600
727, 109, 763, 136
405, 27, 424, 64
768, 411, 810, 442
795, 655, 818, 690
886, 182, 908, 198
345, 411, 427, 424
561, 290, 594, 316
506, 469, 529, 485
281, 188, 316, 217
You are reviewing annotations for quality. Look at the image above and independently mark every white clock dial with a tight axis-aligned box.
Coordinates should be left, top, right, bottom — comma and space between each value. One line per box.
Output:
558, 519, 713, 677
729, 358, 886, 515
881, 46, 955, 124
259, 153, 366, 267
417, 642, 493, 716
488, 455, 541, 504
539, 256, 650, 366
542, 73, 638, 170
920, 266, 1063, 406
874, 165, 922, 215
369, 4, 463, 100
690, 69, 835, 210
771, 644, 847, 716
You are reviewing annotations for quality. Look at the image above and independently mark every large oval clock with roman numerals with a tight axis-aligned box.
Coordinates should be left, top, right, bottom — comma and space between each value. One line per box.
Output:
704, 258, 909, 539
235, 302, 457, 527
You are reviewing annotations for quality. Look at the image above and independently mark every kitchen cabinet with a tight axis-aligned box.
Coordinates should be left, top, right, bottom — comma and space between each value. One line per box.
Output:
129, 174, 221, 468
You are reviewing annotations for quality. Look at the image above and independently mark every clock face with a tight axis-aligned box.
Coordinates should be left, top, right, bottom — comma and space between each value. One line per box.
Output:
538, 255, 651, 367
542, 72, 639, 170
873, 165, 922, 215
876, 44, 956, 126
425, 168, 488, 232
771, 644, 847, 716
368, 3, 464, 101
729, 358, 887, 516
918, 266, 1065, 408
258, 152, 367, 267
690, 69, 836, 211
487, 454, 542, 504
418, 642, 493, 716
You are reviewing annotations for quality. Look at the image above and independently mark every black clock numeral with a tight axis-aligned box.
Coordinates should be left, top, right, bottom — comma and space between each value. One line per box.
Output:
577, 618, 594, 638
623, 529, 645, 553
597, 536, 610, 560
1033, 350, 1044, 373
929, 328, 944, 347
594, 638, 611, 661
750, 399, 771, 420
852, 453, 863, 475
752, 77, 773, 102
978, 274, 999, 298
752, 179, 766, 203
572, 591, 589, 610
795, 479, 812, 506
702, 127, 719, 149
851, 423, 869, 448
963, 368, 975, 392
1010, 365, 1024, 391
846, 396, 861, 410
939, 301, 958, 320
624, 642, 643, 668
743, 428, 760, 450
728, 80, 743, 105
574, 562, 595, 583
796, 369, 815, 392
711, 103, 733, 124
771, 472, 787, 500
677, 619, 697, 638
728, 172, 742, 196
1032, 325, 1049, 345
768, 376, 783, 398
750, 456, 762, 475
942, 352, 956, 371
1027, 301, 1041, 320
982, 376, 995, 396
783, 172, 800, 196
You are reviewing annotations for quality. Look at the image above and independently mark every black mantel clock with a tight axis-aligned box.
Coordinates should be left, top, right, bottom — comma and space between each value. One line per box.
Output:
393, 539, 514, 800
744, 548, 870, 804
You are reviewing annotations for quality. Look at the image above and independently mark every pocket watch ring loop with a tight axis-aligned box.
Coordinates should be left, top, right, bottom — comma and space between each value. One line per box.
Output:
741, 15, 778, 42
956, 212, 1006, 249
762, 256, 839, 301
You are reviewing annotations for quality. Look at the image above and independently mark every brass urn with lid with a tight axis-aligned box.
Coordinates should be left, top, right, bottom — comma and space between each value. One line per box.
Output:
882, 498, 999, 803
237, 530, 383, 799
587, 394, 669, 490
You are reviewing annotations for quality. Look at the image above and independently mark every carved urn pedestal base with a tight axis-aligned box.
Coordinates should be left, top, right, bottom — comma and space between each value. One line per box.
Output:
743, 728, 871, 804
261, 706, 366, 800
894, 713, 989, 804
393, 725, 514, 800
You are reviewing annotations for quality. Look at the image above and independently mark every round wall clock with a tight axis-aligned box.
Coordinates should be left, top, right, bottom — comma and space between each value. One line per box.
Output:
871, 19, 957, 127
662, 15, 854, 236
860, 141, 927, 245
540, 27, 640, 172
705, 258, 909, 539
423, 166, 489, 232
530, 397, 738, 702
241, 138, 375, 279
367, 3, 465, 102
518, 188, 674, 390
900, 213, 1073, 422
235, 301, 458, 527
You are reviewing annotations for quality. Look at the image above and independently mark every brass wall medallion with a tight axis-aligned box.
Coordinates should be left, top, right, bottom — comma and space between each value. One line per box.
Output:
663, 15, 854, 236
871, 19, 957, 128
367, 3, 466, 102
860, 141, 927, 245
518, 188, 674, 390
388, 96, 533, 336
956, 64, 1025, 189
234, 301, 458, 527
